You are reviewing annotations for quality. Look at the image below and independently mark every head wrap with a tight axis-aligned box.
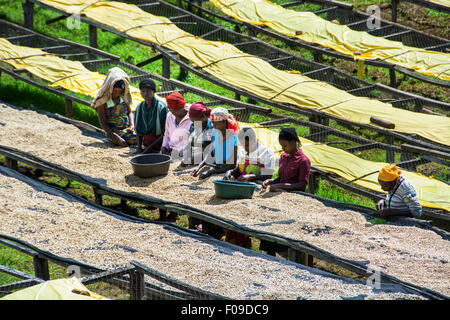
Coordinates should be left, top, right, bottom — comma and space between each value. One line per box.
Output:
91, 67, 132, 110
165, 92, 186, 110
113, 80, 125, 89
189, 101, 211, 118
279, 128, 300, 142
378, 164, 402, 182
139, 78, 156, 91
210, 107, 240, 134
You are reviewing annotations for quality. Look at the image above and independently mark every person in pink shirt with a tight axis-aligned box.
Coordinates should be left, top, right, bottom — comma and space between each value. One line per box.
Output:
160, 92, 192, 160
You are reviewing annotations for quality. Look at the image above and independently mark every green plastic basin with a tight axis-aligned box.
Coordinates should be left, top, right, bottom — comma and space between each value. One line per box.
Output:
213, 180, 257, 199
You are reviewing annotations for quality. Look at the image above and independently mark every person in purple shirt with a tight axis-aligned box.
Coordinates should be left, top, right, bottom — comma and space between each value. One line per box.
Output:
262, 128, 311, 192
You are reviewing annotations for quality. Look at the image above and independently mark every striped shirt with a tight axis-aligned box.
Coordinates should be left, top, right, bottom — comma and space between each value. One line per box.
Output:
385, 176, 422, 218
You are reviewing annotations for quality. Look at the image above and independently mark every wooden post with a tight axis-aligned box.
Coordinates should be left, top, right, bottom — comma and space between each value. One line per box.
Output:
313, 51, 323, 63
158, 208, 167, 221
288, 249, 313, 267
356, 59, 365, 79
197, 0, 203, 17
65, 99, 73, 119
308, 172, 319, 194
93, 187, 102, 205
413, 100, 423, 113
308, 114, 319, 138
391, 0, 399, 23
22, 0, 35, 30
400, 152, 416, 172
247, 26, 257, 38
89, 25, 98, 48
33, 256, 50, 281
162, 56, 171, 79
385, 136, 395, 163
389, 68, 397, 87
179, 56, 189, 81
129, 268, 145, 300
5, 157, 18, 171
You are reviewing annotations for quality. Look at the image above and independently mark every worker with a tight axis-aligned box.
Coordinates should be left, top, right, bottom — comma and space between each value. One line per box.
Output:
191, 107, 239, 179
223, 127, 276, 182
262, 128, 310, 192
91, 67, 136, 147
376, 164, 422, 218
181, 101, 214, 166
160, 91, 192, 159
134, 79, 168, 154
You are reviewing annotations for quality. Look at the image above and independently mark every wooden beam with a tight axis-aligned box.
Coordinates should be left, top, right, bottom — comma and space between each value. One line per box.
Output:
401, 144, 450, 160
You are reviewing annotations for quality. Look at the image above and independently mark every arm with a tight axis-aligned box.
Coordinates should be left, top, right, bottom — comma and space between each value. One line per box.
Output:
269, 181, 307, 192
127, 103, 135, 132
262, 176, 280, 189
191, 143, 214, 177
224, 166, 240, 180
240, 173, 273, 182
97, 105, 127, 147
160, 115, 172, 155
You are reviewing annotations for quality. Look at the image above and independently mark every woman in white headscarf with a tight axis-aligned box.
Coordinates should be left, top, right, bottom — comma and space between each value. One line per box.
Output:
191, 107, 240, 179
91, 67, 136, 147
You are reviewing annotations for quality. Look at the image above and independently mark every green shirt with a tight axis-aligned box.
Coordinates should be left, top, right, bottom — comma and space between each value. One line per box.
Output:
134, 98, 168, 136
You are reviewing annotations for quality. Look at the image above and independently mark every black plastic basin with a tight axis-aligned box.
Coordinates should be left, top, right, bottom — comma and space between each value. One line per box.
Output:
130, 154, 171, 178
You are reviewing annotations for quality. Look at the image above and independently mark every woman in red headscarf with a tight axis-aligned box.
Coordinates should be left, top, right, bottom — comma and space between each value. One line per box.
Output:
160, 92, 192, 159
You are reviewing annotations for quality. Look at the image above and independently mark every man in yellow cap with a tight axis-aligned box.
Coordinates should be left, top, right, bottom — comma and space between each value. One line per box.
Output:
376, 164, 422, 219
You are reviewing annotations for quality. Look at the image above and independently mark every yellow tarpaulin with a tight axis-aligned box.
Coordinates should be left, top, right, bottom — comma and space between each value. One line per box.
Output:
245, 123, 450, 212
0, 278, 108, 300
426, 0, 450, 8
210, 0, 450, 81
35, 0, 450, 147
0, 38, 162, 111
0, 37, 448, 212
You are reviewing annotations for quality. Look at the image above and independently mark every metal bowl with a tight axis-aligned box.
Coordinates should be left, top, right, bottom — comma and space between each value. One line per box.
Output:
130, 154, 171, 178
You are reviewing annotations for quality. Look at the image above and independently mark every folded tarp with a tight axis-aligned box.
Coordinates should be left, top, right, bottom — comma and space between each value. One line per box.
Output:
32, 0, 450, 147
425, 0, 450, 8
0, 38, 152, 111
210, 0, 450, 81
0, 278, 108, 300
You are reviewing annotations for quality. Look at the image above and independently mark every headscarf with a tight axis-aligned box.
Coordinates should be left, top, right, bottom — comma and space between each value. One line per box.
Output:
91, 67, 132, 110
378, 164, 402, 182
189, 101, 211, 118
210, 107, 240, 134
165, 91, 185, 110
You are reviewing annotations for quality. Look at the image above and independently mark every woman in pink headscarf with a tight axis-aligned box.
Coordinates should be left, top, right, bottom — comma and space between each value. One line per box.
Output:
181, 101, 214, 166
